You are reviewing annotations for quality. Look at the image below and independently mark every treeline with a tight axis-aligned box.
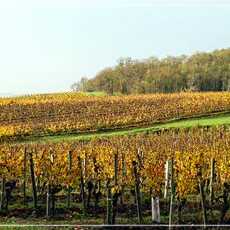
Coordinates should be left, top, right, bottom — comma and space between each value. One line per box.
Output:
72, 48, 230, 94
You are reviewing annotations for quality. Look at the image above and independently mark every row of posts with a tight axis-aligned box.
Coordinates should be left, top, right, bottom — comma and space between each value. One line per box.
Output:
0, 148, 216, 226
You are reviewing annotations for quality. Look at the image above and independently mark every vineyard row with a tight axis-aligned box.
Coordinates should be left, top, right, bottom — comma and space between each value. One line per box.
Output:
0, 127, 230, 224
1, 92, 230, 141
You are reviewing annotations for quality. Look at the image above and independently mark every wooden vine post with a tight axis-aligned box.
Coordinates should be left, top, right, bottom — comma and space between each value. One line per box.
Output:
67, 151, 72, 208
132, 160, 143, 224
0, 177, 6, 211
92, 157, 101, 210
169, 159, 174, 229
23, 147, 27, 206
120, 151, 126, 205
198, 167, 207, 228
112, 152, 119, 224
152, 196, 160, 223
209, 158, 215, 205
106, 179, 112, 225
28, 151, 37, 210
47, 152, 56, 218
78, 156, 86, 214
46, 183, 51, 218
114, 152, 118, 186
164, 160, 170, 199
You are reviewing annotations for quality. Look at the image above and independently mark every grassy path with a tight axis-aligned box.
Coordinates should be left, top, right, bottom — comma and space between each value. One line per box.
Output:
22, 112, 230, 143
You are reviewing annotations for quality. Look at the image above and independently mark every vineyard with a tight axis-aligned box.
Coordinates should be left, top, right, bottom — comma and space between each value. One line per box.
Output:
0, 127, 230, 226
1, 91, 230, 228
1, 0, 229, 226
1, 92, 230, 141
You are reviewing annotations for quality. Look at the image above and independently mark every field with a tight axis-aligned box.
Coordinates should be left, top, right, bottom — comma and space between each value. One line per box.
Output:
1, 92, 230, 229
24, 112, 230, 143
1, 92, 230, 141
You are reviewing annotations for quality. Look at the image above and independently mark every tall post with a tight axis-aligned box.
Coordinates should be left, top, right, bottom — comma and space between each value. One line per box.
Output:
152, 196, 156, 223
114, 153, 118, 186
28, 151, 37, 210
132, 161, 143, 224
23, 148, 27, 206
106, 179, 112, 225
209, 158, 215, 205
156, 197, 160, 223
198, 168, 207, 228
164, 160, 169, 199
46, 183, 51, 218
112, 152, 119, 224
78, 156, 86, 214
120, 151, 126, 205
67, 151, 72, 208
0, 177, 6, 211
152, 196, 160, 223
169, 159, 174, 229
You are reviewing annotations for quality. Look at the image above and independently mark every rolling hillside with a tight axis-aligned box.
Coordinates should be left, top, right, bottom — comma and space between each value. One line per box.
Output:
1, 92, 230, 142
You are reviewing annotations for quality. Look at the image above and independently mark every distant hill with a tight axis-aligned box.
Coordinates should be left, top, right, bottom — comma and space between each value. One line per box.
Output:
72, 48, 230, 95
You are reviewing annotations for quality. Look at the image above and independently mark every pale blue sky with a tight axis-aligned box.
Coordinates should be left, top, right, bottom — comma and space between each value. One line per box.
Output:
0, 0, 229, 95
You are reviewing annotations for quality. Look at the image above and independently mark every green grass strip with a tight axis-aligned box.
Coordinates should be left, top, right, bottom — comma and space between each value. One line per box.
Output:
19, 112, 230, 144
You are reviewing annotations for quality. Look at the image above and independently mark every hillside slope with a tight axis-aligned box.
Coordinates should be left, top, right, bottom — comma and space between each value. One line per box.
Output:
1, 92, 230, 141
19, 112, 230, 143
